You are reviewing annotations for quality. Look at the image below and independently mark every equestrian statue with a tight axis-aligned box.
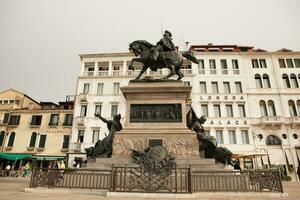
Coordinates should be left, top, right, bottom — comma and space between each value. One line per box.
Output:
129, 30, 199, 80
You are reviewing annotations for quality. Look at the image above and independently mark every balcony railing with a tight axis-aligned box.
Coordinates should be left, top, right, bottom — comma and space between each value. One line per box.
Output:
210, 69, 217, 74
260, 116, 284, 128
181, 69, 192, 75
112, 70, 121, 76
97, 71, 109, 76
79, 93, 87, 102
148, 69, 163, 75
233, 69, 240, 74
77, 117, 85, 126
198, 69, 205, 74
82, 71, 94, 77
69, 142, 82, 152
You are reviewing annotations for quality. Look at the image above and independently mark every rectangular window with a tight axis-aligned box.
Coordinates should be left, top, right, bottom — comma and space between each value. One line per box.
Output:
213, 104, 221, 117
3, 113, 10, 123
92, 130, 100, 143
198, 59, 205, 74
38, 135, 47, 148
235, 82, 243, 93
8, 115, 20, 125
95, 104, 102, 115
201, 104, 208, 117
226, 104, 233, 117
216, 130, 223, 144
294, 59, 300, 68
31, 115, 42, 126
232, 59, 239, 69
49, 114, 59, 126
62, 135, 70, 149
221, 59, 228, 74
223, 82, 231, 93
113, 82, 120, 94
238, 104, 246, 117
111, 104, 118, 117
199, 82, 207, 93
78, 130, 84, 143
241, 130, 249, 144
286, 59, 294, 68
80, 105, 87, 117
252, 59, 259, 68
228, 130, 237, 144
259, 59, 267, 68
83, 83, 90, 94
63, 114, 73, 126
278, 59, 286, 68
29, 132, 37, 147
209, 59, 216, 74
212, 82, 219, 93
97, 83, 104, 95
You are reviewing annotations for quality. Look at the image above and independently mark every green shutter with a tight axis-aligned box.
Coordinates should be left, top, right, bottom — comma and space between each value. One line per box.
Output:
29, 132, 37, 147
7, 132, 15, 147
62, 135, 69, 149
0, 131, 5, 146
39, 135, 47, 148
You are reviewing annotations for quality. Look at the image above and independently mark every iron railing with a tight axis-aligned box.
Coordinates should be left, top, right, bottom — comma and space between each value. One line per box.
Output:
29, 167, 283, 193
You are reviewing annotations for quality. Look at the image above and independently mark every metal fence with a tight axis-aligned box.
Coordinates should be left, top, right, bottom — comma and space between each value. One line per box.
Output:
29, 167, 283, 193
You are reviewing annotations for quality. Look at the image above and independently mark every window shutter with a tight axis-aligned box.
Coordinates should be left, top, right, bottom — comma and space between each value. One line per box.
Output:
0, 131, 5, 146
29, 132, 37, 147
39, 135, 47, 148
62, 135, 69, 149
7, 132, 15, 147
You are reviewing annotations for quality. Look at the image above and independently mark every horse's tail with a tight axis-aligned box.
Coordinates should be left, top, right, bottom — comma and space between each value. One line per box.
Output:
182, 51, 199, 64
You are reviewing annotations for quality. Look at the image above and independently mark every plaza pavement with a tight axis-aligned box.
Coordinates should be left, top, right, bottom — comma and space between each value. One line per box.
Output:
0, 177, 299, 200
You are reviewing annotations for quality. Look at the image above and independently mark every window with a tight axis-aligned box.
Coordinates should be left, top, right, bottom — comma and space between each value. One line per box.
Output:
80, 105, 87, 117
199, 82, 207, 93
223, 82, 231, 93
232, 59, 239, 74
97, 83, 104, 95
83, 83, 90, 94
290, 74, 299, 88
0, 131, 5, 147
260, 100, 268, 116
38, 135, 47, 148
213, 104, 221, 117
228, 130, 237, 144
216, 130, 223, 144
212, 82, 219, 93
3, 113, 10, 123
288, 100, 297, 116
92, 130, 100, 143
286, 59, 294, 68
29, 132, 37, 147
259, 59, 267, 68
294, 59, 300, 68
221, 59, 228, 74
113, 82, 120, 94
198, 60, 205, 74
7, 132, 15, 147
278, 59, 286, 68
209, 59, 216, 74
111, 104, 118, 117
267, 100, 276, 117
252, 59, 259, 68
266, 135, 281, 145
241, 130, 249, 144
255, 74, 263, 88
282, 74, 291, 88
8, 115, 20, 125
62, 135, 69, 149
201, 104, 208, 117
238, 104, 246, 117
31, 115, 42, 126
226, 105, 233, 117
49, 114, 59, 126
78, 130, 84, 143
235, 82, 243, 93
262, 74, 271, 88
95, 104, 102, 115
63, 114, 73, 126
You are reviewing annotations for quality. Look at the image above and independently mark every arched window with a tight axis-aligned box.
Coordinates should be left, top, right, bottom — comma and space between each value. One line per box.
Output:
266, 135, 281, 145
29, 132, 37, 147
262, 74, 271, 88
282, 74, 291, 88
259, 100, 268, 116
290, 74, 299, 88
255, 74, 263, 88
7, 132, 15, 147
267, 100, 276, 116
0, 131, 5, 147
288, 100, 297, 117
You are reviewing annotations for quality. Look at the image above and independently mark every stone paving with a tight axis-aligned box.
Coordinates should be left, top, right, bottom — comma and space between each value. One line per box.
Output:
0, 177, 299, 200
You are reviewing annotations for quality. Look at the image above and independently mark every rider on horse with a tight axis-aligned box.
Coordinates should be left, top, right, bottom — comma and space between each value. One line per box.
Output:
151, 30, 176, 61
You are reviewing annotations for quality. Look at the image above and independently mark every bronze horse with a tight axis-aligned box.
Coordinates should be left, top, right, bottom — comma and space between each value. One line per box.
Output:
129, 40, 199, 80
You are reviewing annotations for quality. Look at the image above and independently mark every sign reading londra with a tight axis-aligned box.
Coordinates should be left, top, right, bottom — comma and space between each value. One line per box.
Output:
130, 104, 182, 123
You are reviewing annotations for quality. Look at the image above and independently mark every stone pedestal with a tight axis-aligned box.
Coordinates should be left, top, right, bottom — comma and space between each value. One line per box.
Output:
112, 80, 200, 158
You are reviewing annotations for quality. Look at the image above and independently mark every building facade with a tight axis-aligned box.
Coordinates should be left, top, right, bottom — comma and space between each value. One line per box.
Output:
70, 45, 300, 180
0, 89, 74, 169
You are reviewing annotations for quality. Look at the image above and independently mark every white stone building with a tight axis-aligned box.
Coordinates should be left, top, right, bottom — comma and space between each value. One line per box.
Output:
68, 45, 300, 180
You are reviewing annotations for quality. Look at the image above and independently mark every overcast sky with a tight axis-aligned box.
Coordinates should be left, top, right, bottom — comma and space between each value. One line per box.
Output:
0, 0, 299, 102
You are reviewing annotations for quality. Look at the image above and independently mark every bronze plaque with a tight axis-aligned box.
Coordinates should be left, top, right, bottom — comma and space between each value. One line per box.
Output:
130, 104, 182, 123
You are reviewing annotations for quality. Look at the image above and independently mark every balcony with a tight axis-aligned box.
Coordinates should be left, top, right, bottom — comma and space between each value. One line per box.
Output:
210, 69, 217, 74
260, 116, 284, 128
97, 71, 109, 76
70, 142, 82, 152
148, 69, 163, 76
79, 93, 87, 102
77, 117, 85, 126
233, 69, 240, 74
112, 70, 121, 76
82, 71, 94, 77
198, 69, 205, 74
222, 69, 228, 74
291, 116, 300, 128
182, 69, 193, 75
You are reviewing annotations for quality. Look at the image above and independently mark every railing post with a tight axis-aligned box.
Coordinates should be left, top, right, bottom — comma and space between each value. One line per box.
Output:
175, 164, 178, 194
110, 164, 114, 192
188, 165, 192, 194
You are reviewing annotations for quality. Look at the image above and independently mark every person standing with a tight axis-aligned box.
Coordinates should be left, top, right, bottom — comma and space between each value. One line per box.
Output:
5, 163, 11, 177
